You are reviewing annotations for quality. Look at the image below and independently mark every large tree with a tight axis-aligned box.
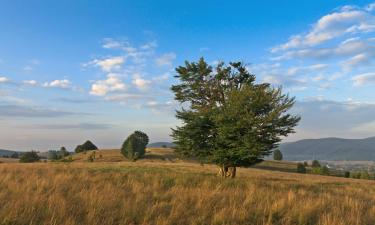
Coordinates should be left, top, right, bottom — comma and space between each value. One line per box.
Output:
171, 58, 300, 178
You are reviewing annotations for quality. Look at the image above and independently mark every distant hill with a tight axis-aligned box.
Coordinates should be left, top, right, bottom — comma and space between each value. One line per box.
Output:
147, 142, 175, 148
0, 149, 18, 157
280, 137, 375, 161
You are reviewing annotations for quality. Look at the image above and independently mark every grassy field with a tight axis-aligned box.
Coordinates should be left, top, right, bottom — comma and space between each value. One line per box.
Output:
0, 149, 375, 225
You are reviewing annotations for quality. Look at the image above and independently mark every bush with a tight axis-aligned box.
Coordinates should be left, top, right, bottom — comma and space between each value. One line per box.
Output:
75, 140, 98, 153
19, 151, 40, 163
10, 152, 19, 159
360, 171, 370, 180
344, 171, 350, 178
60, 146, 69, 157
312, 165, 330, 175
296, 163, 306, 173
273, 149, 283, 161
311, 160, 321, 168
121, 131, 149, 161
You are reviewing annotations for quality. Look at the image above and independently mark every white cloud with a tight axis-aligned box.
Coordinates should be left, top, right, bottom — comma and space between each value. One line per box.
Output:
352, 72, 375, 86
23, 80, 38, 86
0, 76, 10, 83
287, 64, 328, 76
342, 53, 372, 71
272, 6, 375, 52
43, 79, 72, 89
90, 74, 126, 96
366, 3, 375, 11
87, 56, 125, 72
132, 74, 151, 90
155, 53, 176, 66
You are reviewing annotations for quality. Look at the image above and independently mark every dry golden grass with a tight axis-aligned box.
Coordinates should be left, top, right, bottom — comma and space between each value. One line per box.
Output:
1, 150, 375, 225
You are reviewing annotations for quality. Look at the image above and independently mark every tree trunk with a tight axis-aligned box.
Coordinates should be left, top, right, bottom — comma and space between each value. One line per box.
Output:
228, 166, 236, 178
218, 165, 236, 178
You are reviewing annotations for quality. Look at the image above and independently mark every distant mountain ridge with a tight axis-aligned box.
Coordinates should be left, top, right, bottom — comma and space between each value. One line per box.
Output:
0, 149, 18, 157
147, 142, 175, 148
280, 137, 375, 161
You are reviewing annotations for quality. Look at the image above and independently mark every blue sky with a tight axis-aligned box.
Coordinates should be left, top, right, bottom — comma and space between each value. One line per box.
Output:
1, 0, 375, 151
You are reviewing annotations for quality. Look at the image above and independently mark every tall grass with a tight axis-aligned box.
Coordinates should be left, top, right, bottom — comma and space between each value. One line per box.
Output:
0, 162, 375, 225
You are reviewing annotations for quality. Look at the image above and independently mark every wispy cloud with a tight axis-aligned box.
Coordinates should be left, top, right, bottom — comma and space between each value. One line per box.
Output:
155, 53, 176, 66
0, 104, 86, 118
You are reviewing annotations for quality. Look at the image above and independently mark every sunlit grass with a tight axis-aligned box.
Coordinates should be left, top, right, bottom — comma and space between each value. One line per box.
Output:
1, 159, 375, 225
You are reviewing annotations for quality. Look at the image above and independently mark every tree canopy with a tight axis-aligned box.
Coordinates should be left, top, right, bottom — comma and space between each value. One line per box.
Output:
121, 131, 149, 161
171, 58, 300, 177
75, 140, 98, 153
273, 149, 283, 161
19, 151, 40, 163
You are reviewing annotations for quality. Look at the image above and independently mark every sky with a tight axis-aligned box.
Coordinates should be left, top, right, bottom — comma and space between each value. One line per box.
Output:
1, 0, 375, 151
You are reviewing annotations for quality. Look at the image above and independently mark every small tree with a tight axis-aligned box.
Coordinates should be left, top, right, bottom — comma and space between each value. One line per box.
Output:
344, 171, 350, 178
60, 146, 69, 157
273, 149, 283, 161
19, 151, 40, 163
321, 165, 330, 175
296, 163, 306, 173
75, 140, 98, 153
121, 131, 149, 161
311, 160, 321, 168
10, 152, 19, 159
48, 150, 59, 160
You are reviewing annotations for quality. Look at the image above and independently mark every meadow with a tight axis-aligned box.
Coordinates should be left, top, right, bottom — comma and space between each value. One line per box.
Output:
1, 149, 375, 225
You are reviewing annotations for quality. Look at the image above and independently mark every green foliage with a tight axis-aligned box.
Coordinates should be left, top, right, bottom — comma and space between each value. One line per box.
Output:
273, 150, 283, 161
344, 171, 350, 178
312, 165, 330, 175
75, 140, 98, 153
360, 171, 370, 180
121, 131, 149, 161
48, 150, 60, 160
171, 58, 300, 169
10, 152, 19, 159
311, 160, 321, 168
296, 163, 306, 173
321, 166, 330, 175
19, 151, 40, 163
60, 146, 69, 157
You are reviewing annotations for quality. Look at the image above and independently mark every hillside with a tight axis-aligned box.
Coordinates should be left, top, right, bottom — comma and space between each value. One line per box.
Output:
1, 158, 375, 225
280, 137, 375, 161
0, 149, 17, 157
147, 142, 175, 148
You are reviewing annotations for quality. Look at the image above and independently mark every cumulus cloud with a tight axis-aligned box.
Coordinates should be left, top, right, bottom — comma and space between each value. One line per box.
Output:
132, 74, 151, 90
86, 56, 125, 72
0, 76, 10, 83
23, 80, 38, 86
271, 5, 375, 52
43, 79, 72, 89
155, 53, 176, 66
352, 72, 375, 86
90, 74, 126, 96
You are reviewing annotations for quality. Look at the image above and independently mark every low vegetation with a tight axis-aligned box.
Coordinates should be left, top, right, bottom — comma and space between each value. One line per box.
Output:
1, 160, 375, 225
75, 140, 98, 153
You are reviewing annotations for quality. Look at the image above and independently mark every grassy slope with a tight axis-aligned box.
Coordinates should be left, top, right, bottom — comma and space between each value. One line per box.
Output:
0, 149, 374, 225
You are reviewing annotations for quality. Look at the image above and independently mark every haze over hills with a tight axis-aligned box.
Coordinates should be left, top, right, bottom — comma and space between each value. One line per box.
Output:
280, 137, 375, 161
147, 142, 175, 148
0, 149, 18, 157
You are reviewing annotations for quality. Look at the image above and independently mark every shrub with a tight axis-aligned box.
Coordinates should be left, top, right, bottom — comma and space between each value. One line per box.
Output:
311, 160, 321, 168
19, 151, 40, 163
296, 163, 306, 173
360, 171, 370, 180
273, 149, 283, 161
344, 171, 350, 178
60, 146, 69, 157
121, 131, 149, 161
10, 152, 19, 159
321, 165, 330, 175
75, 140, 98, 153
